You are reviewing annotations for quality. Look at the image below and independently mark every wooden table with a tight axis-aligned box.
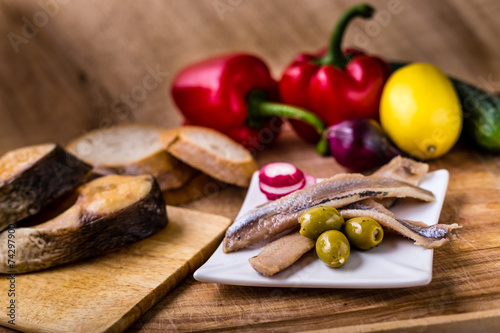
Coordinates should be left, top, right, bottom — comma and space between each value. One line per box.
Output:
130, 131, 500, 333
1, 0, 500, 332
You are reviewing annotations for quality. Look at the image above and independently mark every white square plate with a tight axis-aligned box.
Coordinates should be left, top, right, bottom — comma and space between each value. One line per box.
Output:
194, 170, 449, 288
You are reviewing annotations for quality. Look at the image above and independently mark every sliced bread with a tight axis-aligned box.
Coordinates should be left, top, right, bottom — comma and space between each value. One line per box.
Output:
160, 126, 257, 187
162, 173, 225, 205
67, 124, 196, 191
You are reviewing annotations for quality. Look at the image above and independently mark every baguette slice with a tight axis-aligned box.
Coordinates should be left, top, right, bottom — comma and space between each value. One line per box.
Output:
162, 173, 225, 205
161, 126, 257, 187
0, 143, 92, 232
0, 174, 167, 274
66, 124, 196, 191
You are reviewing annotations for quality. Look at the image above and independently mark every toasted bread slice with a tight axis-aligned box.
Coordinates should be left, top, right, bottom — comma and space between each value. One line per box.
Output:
67, 124, 196, 191
161, 126, 257, 187
162, 173, 225, 205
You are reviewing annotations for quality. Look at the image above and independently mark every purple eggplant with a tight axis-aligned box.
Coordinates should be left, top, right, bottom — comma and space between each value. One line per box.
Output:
327, 118, 401, 172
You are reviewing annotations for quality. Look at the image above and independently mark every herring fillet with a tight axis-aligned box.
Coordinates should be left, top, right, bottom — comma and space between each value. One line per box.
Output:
372, 156, 429, 186
363, 156, 460, 247
223, 173, 435, 253
340, 199, 460, 248
249, 232, 315, 276
246, 157, 444, 276
371, 156, 429, 208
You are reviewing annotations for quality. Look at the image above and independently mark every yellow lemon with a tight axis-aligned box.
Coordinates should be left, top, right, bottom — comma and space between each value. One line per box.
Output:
380, 63, 462, 160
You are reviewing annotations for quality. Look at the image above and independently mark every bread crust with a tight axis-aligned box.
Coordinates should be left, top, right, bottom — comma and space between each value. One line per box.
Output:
67, 124, 194, 191
92, 150, 197, 191
162, 126, 257, 187
162, 173, 225, 205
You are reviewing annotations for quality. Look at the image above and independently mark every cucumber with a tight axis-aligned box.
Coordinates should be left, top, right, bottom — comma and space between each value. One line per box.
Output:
389, 62, 500, 152
452, 80, 500, 152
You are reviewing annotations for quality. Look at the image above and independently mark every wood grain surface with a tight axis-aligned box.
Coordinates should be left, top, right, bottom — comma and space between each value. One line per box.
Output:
128, 132, 500, 333
0, 206, 231, 333
1, 0, 500, 332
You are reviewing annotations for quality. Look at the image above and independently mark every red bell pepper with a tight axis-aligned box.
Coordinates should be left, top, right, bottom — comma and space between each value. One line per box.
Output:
172, 53, 327, 154
279, 4, 390, 144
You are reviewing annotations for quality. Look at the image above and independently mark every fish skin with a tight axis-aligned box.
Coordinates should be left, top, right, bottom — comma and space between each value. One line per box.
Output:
223, 173, 434, 253
372, 156, 429, 186
0, 144, 92, 232
340, 199, 460, 248
372, 156, 429, 208
0, 175, 167, 274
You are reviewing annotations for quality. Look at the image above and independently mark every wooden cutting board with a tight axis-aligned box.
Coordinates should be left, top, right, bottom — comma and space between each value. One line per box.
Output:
0, 206, 231, 333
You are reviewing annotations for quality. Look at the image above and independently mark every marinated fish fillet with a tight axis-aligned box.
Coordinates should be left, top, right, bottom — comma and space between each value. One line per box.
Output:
246, 157, 450, 276
340, 199, 460, 248
372, 156, 429, 208
366, 157, 459, 247
372, 156, 429, 186
223, 173, 435, 253
249, 231, 315, 276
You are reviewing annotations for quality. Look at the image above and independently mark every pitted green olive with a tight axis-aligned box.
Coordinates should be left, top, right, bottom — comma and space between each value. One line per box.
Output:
299, 206, 344, 239
315, 230, 350, 267
344, 217, 384, 250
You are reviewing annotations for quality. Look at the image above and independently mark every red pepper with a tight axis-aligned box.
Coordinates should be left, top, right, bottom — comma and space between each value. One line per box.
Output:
279, 4, 390, 144
172, 53, 327, 154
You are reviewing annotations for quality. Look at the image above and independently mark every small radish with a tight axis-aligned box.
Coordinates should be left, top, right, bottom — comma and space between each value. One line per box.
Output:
259, 162, 316, 200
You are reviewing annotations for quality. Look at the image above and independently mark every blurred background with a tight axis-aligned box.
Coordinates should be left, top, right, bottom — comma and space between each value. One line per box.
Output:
0, 0, 498, 151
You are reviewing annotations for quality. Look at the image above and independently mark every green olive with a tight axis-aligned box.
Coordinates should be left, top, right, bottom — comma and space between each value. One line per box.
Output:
315, 230, 350, 267
344, 217, 384, 250
299, 206, 344, 239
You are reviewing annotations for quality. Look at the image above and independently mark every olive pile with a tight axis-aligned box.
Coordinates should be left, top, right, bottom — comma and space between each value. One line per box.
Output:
299, 207, 384, 267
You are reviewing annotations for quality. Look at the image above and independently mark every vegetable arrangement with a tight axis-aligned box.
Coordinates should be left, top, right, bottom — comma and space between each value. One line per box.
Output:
171, 54, 327, 153
172, 3, 500, 171
279, 4, 390, 144
390, 62, 500, 153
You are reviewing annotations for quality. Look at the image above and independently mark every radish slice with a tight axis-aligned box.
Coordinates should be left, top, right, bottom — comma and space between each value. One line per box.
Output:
259, 162, 305, 187
259, 162, 316, 200
259, 177, 306, 200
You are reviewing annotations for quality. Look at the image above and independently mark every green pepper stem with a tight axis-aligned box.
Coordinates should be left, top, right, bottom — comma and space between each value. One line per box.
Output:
318, 4, 374, 69
315, 134, 329, 155
247, 90, 328, 155
257, 102, 326, 134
